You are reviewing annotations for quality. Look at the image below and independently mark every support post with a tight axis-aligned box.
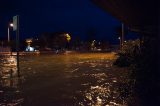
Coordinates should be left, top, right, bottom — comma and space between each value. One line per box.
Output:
16, 15, 20, 77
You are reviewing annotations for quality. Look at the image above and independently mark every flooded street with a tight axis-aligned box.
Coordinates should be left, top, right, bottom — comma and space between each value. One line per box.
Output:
0, 53, 128, 106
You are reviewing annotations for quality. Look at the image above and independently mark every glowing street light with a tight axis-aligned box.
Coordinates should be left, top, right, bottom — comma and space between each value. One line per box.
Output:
10, 23, 14, 27
65, 33, 71, 42
8, 23, 14, 42
118, 37, 121, 50
26, 38, 33, 46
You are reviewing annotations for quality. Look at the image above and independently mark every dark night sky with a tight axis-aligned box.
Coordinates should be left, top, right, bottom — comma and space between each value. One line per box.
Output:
0, 0, 122, 43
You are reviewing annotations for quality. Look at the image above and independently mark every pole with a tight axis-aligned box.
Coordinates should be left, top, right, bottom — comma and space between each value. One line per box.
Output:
8, 27, 10, 42
8, 26, 12, 55
16, 15, 20, 77
120, 37, 121, 50
121, 23, 124, 49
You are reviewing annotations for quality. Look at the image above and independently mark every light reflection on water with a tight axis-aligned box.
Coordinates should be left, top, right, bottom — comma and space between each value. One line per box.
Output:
72, 60, 125, 106
0, 56, 24, 105
1, 53, 127, 106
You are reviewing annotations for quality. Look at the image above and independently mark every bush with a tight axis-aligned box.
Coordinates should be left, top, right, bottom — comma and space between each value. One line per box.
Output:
115, 37, 159, 105
114, 39, 141, 67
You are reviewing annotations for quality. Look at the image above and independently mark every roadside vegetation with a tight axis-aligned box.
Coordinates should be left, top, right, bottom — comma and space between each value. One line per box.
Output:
114, 37, 158, 106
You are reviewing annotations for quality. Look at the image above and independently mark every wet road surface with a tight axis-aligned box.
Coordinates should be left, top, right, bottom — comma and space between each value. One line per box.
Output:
0, 53, 127, 106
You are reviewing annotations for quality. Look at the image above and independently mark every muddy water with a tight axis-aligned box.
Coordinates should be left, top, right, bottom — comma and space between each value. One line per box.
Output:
0, 53, 127, 106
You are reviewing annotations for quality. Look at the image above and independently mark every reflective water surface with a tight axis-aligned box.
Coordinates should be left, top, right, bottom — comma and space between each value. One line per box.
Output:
0, 55, 24, 106
0, 53, 127, 106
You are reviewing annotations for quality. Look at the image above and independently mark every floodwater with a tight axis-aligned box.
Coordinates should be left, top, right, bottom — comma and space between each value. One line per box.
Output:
0, 53, 127, 106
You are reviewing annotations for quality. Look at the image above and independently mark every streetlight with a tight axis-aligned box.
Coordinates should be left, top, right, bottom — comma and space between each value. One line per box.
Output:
8, 23, 13, 42
65, 33, 71, 42
118, 37, 121, 50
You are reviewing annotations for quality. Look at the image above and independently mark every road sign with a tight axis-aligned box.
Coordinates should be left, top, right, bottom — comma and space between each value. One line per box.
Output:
13, 15, 20, 77
13, 16, 17, 31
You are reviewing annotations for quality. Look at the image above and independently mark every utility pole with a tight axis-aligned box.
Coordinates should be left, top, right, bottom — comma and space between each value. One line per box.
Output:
8, 27, 10, 42
8, 23, 13, 42
121, 23, 124, 50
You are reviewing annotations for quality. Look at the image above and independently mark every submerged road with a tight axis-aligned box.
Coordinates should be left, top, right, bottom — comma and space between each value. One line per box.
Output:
0, 53, 128, 106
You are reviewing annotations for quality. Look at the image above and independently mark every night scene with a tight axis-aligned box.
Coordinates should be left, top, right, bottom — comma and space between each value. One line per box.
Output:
0, 0, 159, 106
